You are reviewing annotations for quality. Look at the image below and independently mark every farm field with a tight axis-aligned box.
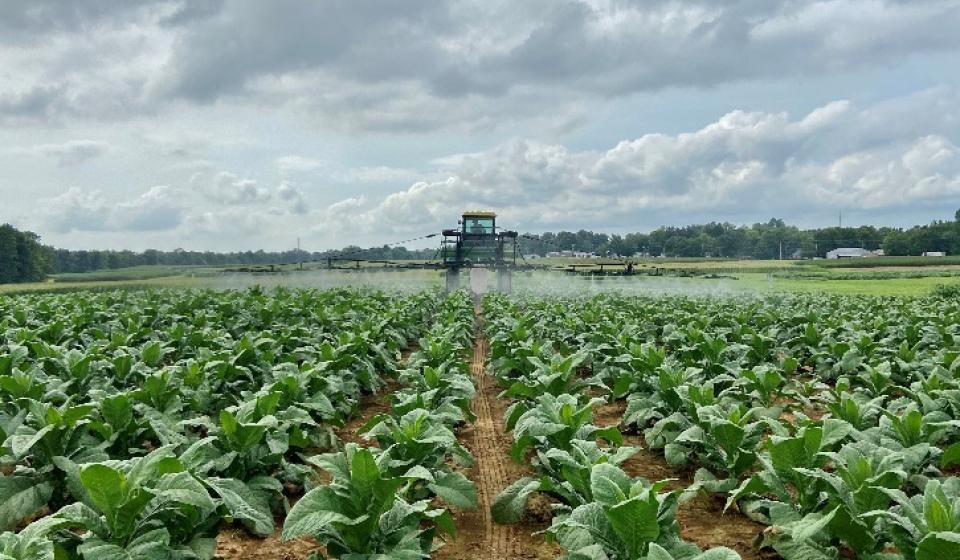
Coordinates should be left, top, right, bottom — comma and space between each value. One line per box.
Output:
8, 257, 960, 298
5, 266, 960, 298
1, 285, 959, 559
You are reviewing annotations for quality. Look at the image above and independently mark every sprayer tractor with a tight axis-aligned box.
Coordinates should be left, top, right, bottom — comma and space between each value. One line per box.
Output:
441, 211, 518, 292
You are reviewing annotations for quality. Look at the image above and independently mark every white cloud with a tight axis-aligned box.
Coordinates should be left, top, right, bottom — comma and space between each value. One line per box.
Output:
42, 185, 184, 232
324, 94, 960, 234
189, 169, 271, 205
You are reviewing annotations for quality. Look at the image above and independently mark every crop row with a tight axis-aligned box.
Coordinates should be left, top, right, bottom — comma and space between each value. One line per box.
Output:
0, 288, 462, 559
281, 289, 480, 557
483, 291, 960, 560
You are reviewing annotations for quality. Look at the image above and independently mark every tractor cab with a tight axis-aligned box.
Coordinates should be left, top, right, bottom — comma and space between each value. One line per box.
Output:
462, 213, 495, 236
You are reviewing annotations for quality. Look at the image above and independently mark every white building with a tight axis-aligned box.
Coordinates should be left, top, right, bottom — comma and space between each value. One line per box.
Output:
923, 251, 947, 257
826, 247, 873, 259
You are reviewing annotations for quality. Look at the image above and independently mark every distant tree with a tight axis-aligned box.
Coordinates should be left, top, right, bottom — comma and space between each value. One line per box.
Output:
0, 224, 50, 283
0, 225, 19, 283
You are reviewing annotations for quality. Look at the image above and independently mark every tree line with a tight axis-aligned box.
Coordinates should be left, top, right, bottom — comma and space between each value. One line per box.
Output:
45, 245, 434, 274
1, 213, 959, 283
519, 213, 960, 259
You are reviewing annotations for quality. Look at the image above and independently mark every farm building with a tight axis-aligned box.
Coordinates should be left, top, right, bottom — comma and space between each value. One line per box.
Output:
922, 251, 946, 257
826, 247, 874, 259
545, 250, 597, 258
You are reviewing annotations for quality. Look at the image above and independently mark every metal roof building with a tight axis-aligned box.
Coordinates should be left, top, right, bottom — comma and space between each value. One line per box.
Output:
826, 247, 873, 259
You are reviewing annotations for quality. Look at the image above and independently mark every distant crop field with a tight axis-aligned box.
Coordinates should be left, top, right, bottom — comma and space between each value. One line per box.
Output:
50, 264, 226, 282
811, 255, 960, 268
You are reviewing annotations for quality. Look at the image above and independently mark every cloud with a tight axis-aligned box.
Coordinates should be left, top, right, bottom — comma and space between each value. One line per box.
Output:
0, 85, 64, 122
0, 0, 169, 39
189, 169, 271, 205
323, 92, 960, 234
3, 1, 960, 131
16, 140, 109, 165
146, 0, 960, 131
185, 165, 312, 219
183, 206, 271, 237
276, 155, 324, 175
42, 185, 184, 232
277, 182, 308, 215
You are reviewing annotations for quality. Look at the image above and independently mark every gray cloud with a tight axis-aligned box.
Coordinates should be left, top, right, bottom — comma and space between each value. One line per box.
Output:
0, 85, 64, 122
3, 1, 960, 131
277, 182, 308, 215
150, 0, 960, 129
155, 0, 448, 102
199, 171, 271, 205
17, 140, 109, 165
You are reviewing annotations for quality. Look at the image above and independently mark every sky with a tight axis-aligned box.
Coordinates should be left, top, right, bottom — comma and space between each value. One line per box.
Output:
2, 0, 960, 252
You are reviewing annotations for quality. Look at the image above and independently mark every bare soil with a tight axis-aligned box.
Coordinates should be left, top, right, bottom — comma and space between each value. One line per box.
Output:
434, 308, 559, 560
216, 525, 318, 560
333, 379, 401, 446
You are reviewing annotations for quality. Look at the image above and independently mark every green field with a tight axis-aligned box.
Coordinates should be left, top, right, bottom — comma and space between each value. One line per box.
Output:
2, 281, 959, 559
3, 259, 959, 297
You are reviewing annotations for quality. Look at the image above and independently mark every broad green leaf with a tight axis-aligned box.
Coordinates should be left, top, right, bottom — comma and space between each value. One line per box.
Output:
606, 495, 660, 558
491, 477, 540, 524
206, 477, 274, 537
940, 443, 960, 469
916, 531, 960, 560
591, 463, 631, 506
0, 477, 52, 532
80, 464, 126, 523
427, 471, 477, 510
692, 547, 743, 560
281, 486, 351, 541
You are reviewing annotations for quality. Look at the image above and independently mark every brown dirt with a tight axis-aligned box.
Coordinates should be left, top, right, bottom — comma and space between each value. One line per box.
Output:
333, 379, 402, 446
681, 495, 780, 560
592, 398, 625, 428
434, 307, 559, 560
216, 525, 318, 560
334, 345, 419, 446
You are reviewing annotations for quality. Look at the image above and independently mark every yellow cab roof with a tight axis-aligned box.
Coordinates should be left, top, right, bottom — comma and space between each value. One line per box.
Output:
462, 210, 496, 218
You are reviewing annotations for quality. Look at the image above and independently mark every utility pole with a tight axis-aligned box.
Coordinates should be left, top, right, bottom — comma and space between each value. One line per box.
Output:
839, 210, 842, 229
779, 241, 783, 260
297, 237, 303, 271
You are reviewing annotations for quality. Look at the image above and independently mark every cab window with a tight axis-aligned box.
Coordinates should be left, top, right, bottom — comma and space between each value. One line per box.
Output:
464, 217, 494, 234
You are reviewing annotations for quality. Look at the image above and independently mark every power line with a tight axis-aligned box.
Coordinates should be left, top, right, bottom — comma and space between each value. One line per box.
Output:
321, 233, 440, 261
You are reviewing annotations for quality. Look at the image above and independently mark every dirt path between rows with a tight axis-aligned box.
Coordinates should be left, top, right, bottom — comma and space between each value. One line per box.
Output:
435, 307, 557, 560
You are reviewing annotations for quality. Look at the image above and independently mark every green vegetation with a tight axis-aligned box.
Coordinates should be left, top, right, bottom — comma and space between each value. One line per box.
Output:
813, 256, 960, 268
0, 225, 48, 284
50, 265, 226, 282
482, 290, 960, 560
0, 288, 478, 559
3, 282, 960, 558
